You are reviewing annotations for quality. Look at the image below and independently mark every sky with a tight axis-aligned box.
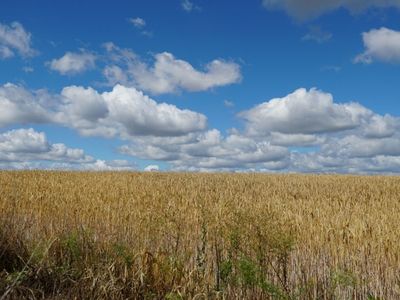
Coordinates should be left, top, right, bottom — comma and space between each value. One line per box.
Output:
1, 0, 400, 173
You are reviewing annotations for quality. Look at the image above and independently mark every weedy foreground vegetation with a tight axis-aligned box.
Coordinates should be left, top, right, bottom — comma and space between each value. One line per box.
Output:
0, 171, 400, 299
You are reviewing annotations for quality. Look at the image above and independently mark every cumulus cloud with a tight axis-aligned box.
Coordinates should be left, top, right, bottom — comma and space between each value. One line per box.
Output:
355, 27, 400, 64
120, 129, 289, 171
362, 114, 397, 138
2, 82, 400, 173
0, 83, 51, 127
57, 84, 207, 138
0, 21, 36, 59
60, 86, 109, 123
0, 83, 206, 139
118, 87, 400, 173
0, 128, 138, 171
239, 88, 371, 135
322, 135, 400, 158
291, 151, 400, 174
262, 0, 400, 20
103, 44, 241, 94
48, 51, 97, 75
0, 128, 93, 164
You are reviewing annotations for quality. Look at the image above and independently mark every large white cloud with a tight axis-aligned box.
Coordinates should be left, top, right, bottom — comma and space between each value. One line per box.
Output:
57, 84, 207, 137
48, 51, 97, 75
117, 87, 400, 173
103, 44, 241, 94
239, 88, 371, 135
2, 82, 400, 173
262, 0, 400, 20
0, 83, 206, 138
0, 22, 36, 59
355, 27, 400, 64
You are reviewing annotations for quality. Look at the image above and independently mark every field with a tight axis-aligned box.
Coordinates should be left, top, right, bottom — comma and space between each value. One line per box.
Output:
1, 171, 400, 299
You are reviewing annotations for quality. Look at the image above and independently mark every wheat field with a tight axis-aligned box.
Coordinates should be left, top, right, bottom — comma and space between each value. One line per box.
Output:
1, 171, 400, 299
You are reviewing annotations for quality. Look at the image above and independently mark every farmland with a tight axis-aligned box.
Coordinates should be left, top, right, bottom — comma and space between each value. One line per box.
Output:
1, 171, 400, 299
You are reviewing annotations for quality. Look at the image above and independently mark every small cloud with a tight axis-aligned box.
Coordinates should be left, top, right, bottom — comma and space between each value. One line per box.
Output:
47, 50, 97, 75
129, 17, 146, 28
22, 66, 34, 73
224, 100, 235, 108
0, 21, 37, 59
102, 47, 241, 94
181, 0, 200, 12
144, 165, 160, 172
128, 17, 153, 38
302, 26, 332, 44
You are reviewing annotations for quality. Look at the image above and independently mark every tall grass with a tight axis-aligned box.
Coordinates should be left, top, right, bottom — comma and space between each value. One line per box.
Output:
1, 171, 399, 299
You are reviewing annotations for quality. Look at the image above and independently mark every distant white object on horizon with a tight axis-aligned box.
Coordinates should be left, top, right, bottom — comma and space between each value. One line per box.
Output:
144, 165, 159, 172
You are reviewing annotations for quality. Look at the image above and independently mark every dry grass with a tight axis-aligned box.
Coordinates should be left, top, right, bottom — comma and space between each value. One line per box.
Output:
1, 171, 400, 299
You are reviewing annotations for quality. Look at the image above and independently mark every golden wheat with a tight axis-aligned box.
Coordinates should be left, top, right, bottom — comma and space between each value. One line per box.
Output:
1, 171, 399, 299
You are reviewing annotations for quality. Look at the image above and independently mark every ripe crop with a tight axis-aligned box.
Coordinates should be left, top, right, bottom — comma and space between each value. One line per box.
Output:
1, 171, 399, 299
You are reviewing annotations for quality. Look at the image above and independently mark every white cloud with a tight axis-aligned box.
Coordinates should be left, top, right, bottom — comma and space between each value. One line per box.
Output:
144, 164, 159, 171
121, 129, 289, 171
290, 151, 400, 174
103, 44, 241, 94
119, 87, 400, 173
83, 159, 136, 171
103, 85, 207, 136
60, 86, 109, 123
0, 22, 36, 59
239, 88, 371, 135
362, 114, 397, 138
2, 82, 400, 173
355, 27, 400, 64
262, 0, 400, 20
0, 83, 51, 127
132, 52, 241, 94
269, 132, 324, 147
48, 51, 97, 75
57, 84, 207, 138
322, 135, 400, 158
0, 128, 138, 171
0, 128, 93, 164
0, 83, 207, 139
128, 18, 153, 37
129, 17, 146, 28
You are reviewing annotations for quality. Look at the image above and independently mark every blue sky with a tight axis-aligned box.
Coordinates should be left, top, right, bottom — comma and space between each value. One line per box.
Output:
1, 0, 400, 173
